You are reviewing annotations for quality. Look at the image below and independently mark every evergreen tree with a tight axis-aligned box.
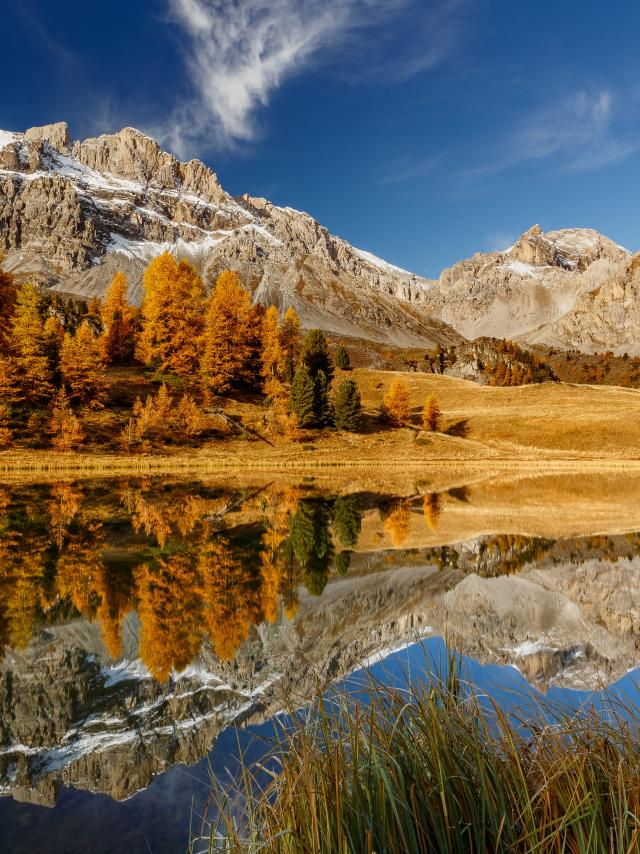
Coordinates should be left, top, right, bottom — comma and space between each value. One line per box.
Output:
137, 253, 205, 375
313, 369, 333, 426
333, 378, 362, 430
101, 272, 137, 364
291, 499, 333, 596
333, 494, 362, 548
422, 394, 441, 432
8, 284, 53, 405
279, 307, 301, 383
290, 363, 315, 426
334, 344, 350, 371
60, 320, 107, 407
334, 551, 351, 575
201, 270, 260, 393
301, 329, 334, 384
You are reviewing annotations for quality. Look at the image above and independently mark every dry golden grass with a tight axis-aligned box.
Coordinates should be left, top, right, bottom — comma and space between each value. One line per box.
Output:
3, 370, 640, 477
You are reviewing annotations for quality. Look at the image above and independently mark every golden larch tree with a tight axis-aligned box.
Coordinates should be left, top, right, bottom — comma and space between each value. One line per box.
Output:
60, 320, 107, 407
48, 388, 84, 451
100, 272, 137, 364
279, 307, 301, 383
385, 503, 411, 546
422, 394, 442, 432
382, 378, 410, 426
8, 283, 53, 404
137, 253, 205, 375
200, 270, 260, 394
261, 305, 283, 387
0, 252, 17, 346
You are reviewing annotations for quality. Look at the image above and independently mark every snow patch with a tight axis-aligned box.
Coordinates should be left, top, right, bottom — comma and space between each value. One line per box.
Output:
354, 247, 415, 278
500, 260, 543, 278
356, 629, 434, 671
0, 130, 21, 149
107, 232, 227, 262
510, 640, 556, 657
102, 658, 151, 687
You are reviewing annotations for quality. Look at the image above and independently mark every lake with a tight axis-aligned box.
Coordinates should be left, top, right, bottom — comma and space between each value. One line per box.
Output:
1, 472, 640, 853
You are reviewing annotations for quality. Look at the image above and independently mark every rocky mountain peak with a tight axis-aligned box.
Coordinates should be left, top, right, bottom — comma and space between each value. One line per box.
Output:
23, 121, 71, 154
508, 224, 629, 272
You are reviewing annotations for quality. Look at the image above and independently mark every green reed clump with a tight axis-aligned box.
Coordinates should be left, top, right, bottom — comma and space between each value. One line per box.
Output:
191, 666, 640, 854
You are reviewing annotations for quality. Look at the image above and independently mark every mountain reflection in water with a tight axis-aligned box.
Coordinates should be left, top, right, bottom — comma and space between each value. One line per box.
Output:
1, 474, 640, 852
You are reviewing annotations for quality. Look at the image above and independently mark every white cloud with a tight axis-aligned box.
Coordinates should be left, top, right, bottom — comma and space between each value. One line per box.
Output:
160, 0, 465, 156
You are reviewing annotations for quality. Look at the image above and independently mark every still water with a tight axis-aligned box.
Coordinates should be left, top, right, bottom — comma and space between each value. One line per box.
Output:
1, 474, 640, 853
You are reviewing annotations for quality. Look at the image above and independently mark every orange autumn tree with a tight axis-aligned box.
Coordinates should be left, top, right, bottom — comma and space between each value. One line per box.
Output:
0, 252, 17, 346
137, 253, 205, 375
384, 502, 411, 546
100, 272, 137, 364
48, 388, 84, 451
279, 307, 301, 383
200, 270, 261, 394
8, 283, 53, 405
60, 320, 107, 407
135, 554, 203, 681
201, 535, 262, 662
381, 378, 410, 426
261, 305, 283, 390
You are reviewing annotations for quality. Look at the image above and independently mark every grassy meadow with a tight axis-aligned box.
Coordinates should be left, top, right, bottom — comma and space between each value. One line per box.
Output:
5, 368, 640, 475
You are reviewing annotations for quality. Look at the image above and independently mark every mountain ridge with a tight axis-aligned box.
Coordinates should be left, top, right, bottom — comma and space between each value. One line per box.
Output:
1, 121, 638, 353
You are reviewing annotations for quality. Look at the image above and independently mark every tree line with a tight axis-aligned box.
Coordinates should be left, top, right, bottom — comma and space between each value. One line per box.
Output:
0, 252, 363, 450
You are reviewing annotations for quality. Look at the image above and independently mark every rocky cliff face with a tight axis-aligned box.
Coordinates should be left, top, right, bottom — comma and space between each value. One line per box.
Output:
0, 122, 457, 348
421, 224, 639, 353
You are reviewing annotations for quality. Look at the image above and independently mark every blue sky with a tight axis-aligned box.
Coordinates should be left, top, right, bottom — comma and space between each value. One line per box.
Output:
2, 0, 639, 277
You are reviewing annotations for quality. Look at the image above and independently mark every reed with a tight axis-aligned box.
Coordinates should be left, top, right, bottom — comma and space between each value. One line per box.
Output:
190, 661, 640, 853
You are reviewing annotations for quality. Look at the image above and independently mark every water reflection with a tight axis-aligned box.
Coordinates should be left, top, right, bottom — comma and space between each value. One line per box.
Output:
1, 474, 640, 818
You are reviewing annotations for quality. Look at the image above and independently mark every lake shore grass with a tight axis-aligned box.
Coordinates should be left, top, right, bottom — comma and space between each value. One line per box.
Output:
191, 661, 640, 853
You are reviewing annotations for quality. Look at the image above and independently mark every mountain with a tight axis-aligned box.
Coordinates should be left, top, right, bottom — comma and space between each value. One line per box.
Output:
0, 122, 456, 348
420, 224, 639, 354
2, 122, 638, 354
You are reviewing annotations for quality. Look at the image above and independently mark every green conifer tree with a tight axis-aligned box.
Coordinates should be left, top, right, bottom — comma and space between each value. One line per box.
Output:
334, 551, 351, 575
332, 494, 362, 548
313, 369, 333, 426
334, 344, 350, 371
290, 363, 315, 426
301, 329, 334, 384
333, 378, 361, 430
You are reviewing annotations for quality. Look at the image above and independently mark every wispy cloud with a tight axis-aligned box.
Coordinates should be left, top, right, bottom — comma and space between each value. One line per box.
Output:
10, 0, 75, 67
486, 231, 516, 252
160, 0, 466, 157
379, 153, 443, 185
469, 89, 639, 178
